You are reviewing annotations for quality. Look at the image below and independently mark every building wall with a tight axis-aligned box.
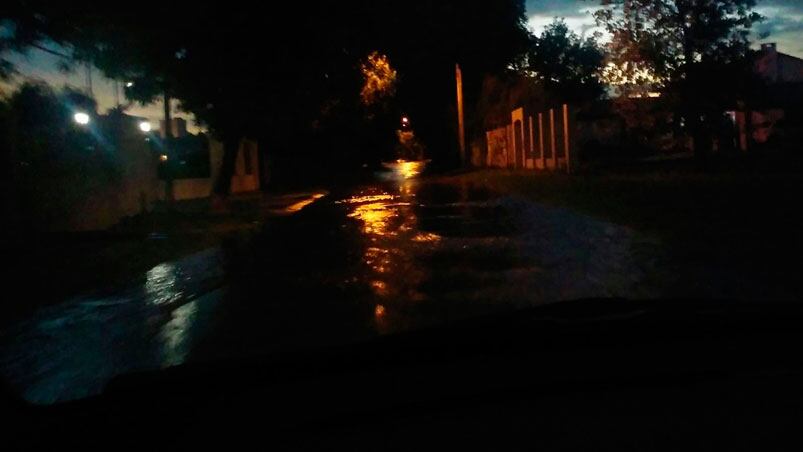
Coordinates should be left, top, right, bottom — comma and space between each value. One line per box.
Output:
486, 127, 508, 168
230, 139, 260, 194
161, 137, 259, 201
479, 105, 575, 173
68, 115, 162, 231
13, 113, 260, 232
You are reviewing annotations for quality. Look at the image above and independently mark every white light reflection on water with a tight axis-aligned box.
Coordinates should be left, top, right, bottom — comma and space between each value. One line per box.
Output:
145, 262, 184, 306
160, 301, 198, 367
0, 249, 225, 404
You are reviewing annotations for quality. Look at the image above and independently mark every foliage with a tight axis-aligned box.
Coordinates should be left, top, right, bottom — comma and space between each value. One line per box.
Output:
360, 52, 397, 107
595, 0, 763, 155
2, 0, 532, 174
473, 74, 546, 133
595, 0, 762, 102
526, 19, 606, 104
595, 0, 762, 82
1, 82, 119, 230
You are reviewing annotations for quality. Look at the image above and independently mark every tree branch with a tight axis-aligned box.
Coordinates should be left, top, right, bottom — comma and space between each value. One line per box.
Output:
29, 42, 71, 59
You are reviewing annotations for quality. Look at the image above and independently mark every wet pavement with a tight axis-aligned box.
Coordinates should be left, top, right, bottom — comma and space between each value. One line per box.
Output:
1, 161, 663, 404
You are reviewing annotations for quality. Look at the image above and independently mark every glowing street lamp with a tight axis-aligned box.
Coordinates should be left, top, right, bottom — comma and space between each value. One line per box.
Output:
139, 121, 152, 133
73, 112, 90, 125
126, 81, 134, 88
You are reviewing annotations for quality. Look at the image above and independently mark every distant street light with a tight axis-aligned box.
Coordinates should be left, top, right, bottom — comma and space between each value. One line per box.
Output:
73, 112, 90, 125
126, 81, 134, 88
139, 121, 152, 132
159, 154, 169, 162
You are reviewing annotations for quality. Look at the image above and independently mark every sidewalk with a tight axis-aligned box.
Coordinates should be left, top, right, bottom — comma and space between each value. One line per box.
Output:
1, 190, 327, 327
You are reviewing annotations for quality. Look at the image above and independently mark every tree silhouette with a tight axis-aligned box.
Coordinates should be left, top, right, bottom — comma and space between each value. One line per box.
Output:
3, 1, 532, 181
595, 0, 763, 157
526, 19, 605, 104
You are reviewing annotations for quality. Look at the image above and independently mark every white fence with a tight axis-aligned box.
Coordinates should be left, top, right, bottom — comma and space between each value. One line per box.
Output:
479, 104, 574, 174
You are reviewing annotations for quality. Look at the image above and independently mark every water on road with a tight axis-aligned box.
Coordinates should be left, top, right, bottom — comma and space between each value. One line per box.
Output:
1, 162, 659, 404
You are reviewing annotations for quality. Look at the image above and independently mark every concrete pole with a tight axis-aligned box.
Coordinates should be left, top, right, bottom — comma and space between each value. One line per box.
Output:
455, 64, 466, 166
85, 63, 93, 97
538, 112, 545, 170
549, 108, 557, 170
563, 104, 571, 174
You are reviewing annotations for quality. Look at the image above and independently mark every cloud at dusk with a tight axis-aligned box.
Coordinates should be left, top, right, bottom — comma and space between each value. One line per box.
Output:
526, 0, 803, 57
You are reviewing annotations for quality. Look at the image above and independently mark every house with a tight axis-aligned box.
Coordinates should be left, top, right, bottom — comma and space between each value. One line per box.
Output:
733, 43, 803, 150
754, 43, 803, 84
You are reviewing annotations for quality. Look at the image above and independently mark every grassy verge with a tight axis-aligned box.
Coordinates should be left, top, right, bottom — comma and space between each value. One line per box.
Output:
438, 168, 803, 299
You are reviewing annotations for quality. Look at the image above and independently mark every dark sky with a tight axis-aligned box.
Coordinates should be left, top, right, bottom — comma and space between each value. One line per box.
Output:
526, 0, 803, 58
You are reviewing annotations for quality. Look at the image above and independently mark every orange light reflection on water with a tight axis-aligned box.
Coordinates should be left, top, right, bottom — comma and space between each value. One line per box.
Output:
348, 201, 397, 235
412, 232, 441, 243
285, 193, 326, 213
340, 162, 430, 330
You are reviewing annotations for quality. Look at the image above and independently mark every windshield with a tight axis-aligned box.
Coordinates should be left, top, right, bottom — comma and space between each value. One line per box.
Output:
1, 0, 802, 406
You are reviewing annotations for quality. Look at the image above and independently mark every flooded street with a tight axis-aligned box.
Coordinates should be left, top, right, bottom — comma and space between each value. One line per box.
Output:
0, 249, 227, 403
1, 162, 660, 404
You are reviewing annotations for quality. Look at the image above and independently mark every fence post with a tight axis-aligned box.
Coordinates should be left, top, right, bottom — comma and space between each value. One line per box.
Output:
549, 108, 557, 170
538, 112, 545, 170
506, 124, 513, 168
485, 131, 492, 167
527, 116, 535, 169
563, 104, 571, 174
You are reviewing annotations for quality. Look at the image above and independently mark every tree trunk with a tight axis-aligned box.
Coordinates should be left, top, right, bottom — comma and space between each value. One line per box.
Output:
692, 119, 713, 165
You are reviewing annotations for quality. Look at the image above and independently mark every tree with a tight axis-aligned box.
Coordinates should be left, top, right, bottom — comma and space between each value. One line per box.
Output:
3, 0, 533, 179
595, 0, 763, 157
1, 82, 117, 231
526, 19, 606, 104
378, 1, 533, 167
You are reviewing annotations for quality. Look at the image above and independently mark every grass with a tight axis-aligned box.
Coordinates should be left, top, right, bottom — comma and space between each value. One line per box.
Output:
438, 168, 803, 300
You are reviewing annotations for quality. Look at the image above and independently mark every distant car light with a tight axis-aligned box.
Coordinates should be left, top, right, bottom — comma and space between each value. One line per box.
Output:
139, 121, 152, 132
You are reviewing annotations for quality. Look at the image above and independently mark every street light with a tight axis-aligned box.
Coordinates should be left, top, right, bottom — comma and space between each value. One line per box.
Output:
73, 112, 90, 125
126, 81, 134, 88
139, 121, 152, 133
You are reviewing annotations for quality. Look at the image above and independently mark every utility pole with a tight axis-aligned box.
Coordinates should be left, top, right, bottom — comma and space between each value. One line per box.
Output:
455, 63, 466, 166
85, 63, 94, 97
